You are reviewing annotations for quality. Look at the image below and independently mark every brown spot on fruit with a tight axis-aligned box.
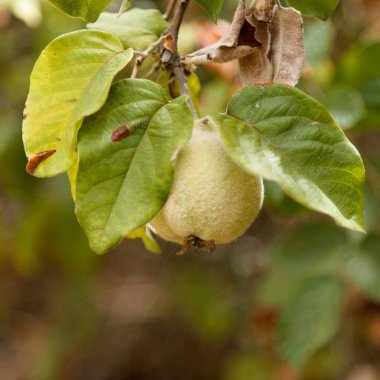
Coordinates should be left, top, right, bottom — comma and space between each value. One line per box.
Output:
26, 150, 56, 175
111, 126, 130, 142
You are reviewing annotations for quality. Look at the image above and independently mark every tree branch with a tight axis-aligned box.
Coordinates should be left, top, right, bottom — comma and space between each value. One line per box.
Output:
164, 0, 178, 20
161, 0, 198, 119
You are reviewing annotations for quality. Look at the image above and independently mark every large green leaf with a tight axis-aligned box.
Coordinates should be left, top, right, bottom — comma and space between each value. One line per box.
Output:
277, 276, 344, 367
87, 9, 168, 51
285, 0, 340, 20
48, 0, 112, 22
75, 79, 193, 254
195, 0, 224, 21
210, 85, 365, 232
344, 234, 380, 302
23, 30, 133, 178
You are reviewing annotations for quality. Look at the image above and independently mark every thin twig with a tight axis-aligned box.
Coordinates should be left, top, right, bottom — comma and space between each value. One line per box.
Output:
143, 63, 161, 79
131, 36, 166, 79
161, 0, 199, 118
164, 0, 177, 20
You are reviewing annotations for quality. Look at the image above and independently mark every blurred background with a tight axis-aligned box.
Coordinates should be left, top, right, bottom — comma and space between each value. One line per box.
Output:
1, 0, 380, 379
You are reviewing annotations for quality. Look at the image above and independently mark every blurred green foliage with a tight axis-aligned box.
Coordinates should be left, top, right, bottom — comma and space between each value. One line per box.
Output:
1, 0, 380, 379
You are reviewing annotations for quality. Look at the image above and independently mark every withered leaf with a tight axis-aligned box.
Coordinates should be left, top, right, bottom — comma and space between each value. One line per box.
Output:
239, 9, 272, 85
185, 0, 258, 65
185, 0, 304, 87
271, 5, 304, 86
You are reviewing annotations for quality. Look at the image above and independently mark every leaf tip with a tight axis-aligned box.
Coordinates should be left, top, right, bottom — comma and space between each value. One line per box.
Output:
26, 150, 56, 175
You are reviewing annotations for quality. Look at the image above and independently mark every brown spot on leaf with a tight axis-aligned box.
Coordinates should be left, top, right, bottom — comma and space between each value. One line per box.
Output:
111, 125, 130, 142
26, 150, 56, 175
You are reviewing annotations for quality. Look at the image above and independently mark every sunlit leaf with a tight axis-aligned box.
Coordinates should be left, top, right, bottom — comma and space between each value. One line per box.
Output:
23, 30, 133, 177
87, 9, 168, 50
210, 85, 365, 233
49, 0, 112, 22
48, 0, 112, 22
75, 79, 193, 254
126, 227, 161, 254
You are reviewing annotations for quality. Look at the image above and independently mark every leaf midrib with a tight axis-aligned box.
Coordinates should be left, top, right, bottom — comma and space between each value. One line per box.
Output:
225, 113, 362, 211
100, 100, 170, 237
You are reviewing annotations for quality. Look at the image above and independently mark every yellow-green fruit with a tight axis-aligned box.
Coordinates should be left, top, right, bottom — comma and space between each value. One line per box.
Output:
150, 123, 264, 244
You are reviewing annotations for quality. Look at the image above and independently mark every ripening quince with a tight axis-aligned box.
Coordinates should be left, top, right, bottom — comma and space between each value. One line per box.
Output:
149, 122, 264, 245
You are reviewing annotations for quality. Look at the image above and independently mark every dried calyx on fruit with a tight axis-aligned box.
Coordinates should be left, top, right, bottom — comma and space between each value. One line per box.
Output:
149, 121, 264, 254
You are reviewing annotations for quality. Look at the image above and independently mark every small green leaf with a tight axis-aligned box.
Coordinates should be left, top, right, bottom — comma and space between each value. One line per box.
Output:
286, 0, 340, 20
126, 227, 161, 254
337, 42, 380, 108
323, 86, 366, 130
277, 276, 344, 368
23, 30, 133, 177
75, 79, 193, 254
304, 19, 334, 64
258, 223, 349, 308
195, 0, 224, 21
344, 234, 380, 302
87, 9, 168, 51
210, 84, 365, 233
48, 0, 112, 22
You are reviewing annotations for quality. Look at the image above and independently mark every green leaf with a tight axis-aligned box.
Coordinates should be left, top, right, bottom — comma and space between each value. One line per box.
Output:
258, 223, 349, 307
277, 276, 344, 368
323, 86, 366, 130
195, 0, 224, 21
75, 79, 193, 254
304, 19, 334, 64
210, 84, 365, 233
22, 30, 133, 178
337, 42, 380, 108
87, 9, 168, 51
286, 0, 340, 20
48, 0, 112, 22
344, 234, 380, 302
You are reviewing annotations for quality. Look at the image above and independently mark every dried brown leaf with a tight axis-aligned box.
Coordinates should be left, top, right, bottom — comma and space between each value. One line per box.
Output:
271, 4, 304, 86
185, 0, 258, 65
